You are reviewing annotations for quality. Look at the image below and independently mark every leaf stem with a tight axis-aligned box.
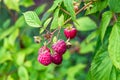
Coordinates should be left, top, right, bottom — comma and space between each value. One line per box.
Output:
113, 13, 117, 22
46, 29, 58, 45
56, 27, 61, 39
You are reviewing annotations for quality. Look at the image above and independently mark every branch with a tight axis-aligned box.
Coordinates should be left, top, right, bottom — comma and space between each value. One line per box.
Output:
76, 1, 93, 15
59, 7, 71, 16
46, 29, 58, 45
64, 1, 93, 25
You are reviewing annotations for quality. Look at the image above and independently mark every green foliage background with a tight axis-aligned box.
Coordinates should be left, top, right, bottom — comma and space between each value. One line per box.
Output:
0, 0, 120, 80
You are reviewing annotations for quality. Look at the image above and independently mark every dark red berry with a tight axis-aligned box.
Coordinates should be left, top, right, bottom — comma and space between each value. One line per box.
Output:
64, 26, 77, 39
51, 52, 62, 65
52, 40, 67, 55
38, 50, 51, 66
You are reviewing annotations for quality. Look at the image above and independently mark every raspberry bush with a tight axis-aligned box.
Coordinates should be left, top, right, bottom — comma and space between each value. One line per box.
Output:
0, 0, 120, 80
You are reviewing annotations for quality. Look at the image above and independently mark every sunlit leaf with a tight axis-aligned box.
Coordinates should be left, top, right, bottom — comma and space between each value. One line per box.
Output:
23, 11, 41, 27
74, 17, 97, 31
50, 8, 59, 29
89, 45, 113, 80
48, 0, 63, 12
108, 22, 120, 69
34, 4, 46, 15
40, 17, 52, 34
4, 0, 20, 12
100, 11, 112, 41
19, 0, 34, 7
67, 64, 86, 80
18, 66, 29, 80
109, 0, 120, 13
0, 48, 12, 64
58, 14, 64, 27
64, 0, 76, 20
86, 0, 108, 15
80, 41, 96, 54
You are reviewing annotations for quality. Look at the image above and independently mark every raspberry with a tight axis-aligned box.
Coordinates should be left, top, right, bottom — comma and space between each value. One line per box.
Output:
51, 52, 63, 65
52, 40, 67, 55
38, 46, 50, 55
64, 26, 77, 39
38, 50, 51, 66
74, 5, 79, 12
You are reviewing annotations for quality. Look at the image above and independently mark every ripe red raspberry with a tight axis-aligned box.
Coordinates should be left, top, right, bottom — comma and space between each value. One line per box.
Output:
38, 46, 50, 55
64, 26, 77, 39
51, 52, 63, 65
52, 40, 67, 55
38, 51, 51, 66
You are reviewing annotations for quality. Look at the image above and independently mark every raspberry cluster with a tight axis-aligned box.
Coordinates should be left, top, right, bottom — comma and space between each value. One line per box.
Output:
37, 26, 77, 66
38, 40, 66, 66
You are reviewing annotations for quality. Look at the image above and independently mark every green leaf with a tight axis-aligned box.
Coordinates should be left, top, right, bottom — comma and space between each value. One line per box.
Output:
34, 4, 46, 15
48, 0, 63, 12
89, 45, 113, 80
64, 0, 76, 20
66, 64, 86, 80
50, 8, 59, 30
58, 14, 64, 27
0, 48, 12, 64
53, 36, 57, 43
24, 61, 32, 68
15, 16, 25, 27
109, 0, 120, 13
40, 17, 52, 34
0, 26, 17, 40
0, 16, 25, 40
86, 0, 108, 15
108, 22, 120, 69
85, 30, 99, 43
19, 0, 34, 7
4, 0, 20, 12
16, 53, 25, 66
7, 75, 14, 80
2, 19, 11, 29
41, 11, 52, 23
17, 44, 39, 55
18, 66, 29, 80
23, 11, 41, 27
74, 17, 97, 31
80, 41, 96, 54
9, 29, 19, 46
100, 11, 112, 41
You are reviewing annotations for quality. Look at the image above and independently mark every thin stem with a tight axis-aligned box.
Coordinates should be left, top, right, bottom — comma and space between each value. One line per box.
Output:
60, 7, 71, 16
56, 27, 61, 39
46, 1, 94, 45
58, 5, 71, 16
63, 1, 93, 25
76, 1, 93, 15
46, 29, 58, 45
113, 13, 117, 22
64, 17, 72, 25
51, 29, 58, 34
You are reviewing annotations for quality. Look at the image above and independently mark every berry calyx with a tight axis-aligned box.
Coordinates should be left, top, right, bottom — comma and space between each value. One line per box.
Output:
38, 50, 51, 66
38, 46, 50, 55
51, 52, 63, 65
52, 40, 67, 55
64, 26, 77, 39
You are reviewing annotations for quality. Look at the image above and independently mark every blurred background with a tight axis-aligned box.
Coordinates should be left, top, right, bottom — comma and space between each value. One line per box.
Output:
0, 0, 95, 80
